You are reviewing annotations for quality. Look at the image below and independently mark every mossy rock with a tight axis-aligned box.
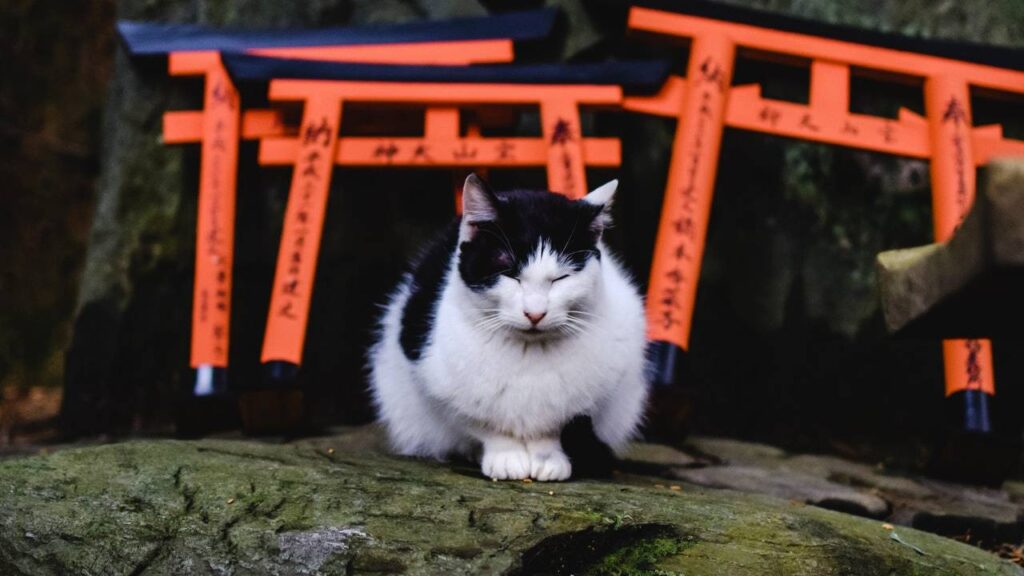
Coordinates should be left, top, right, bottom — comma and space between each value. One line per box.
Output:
0, 431, 1019, 575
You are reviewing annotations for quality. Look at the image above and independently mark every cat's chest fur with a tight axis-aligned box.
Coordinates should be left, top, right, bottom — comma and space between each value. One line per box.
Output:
415, 264, 639, 439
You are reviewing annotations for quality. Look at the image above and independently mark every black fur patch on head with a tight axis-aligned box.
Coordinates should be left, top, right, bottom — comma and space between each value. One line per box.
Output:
398, 186, 605, 362
458, 189, 603, 291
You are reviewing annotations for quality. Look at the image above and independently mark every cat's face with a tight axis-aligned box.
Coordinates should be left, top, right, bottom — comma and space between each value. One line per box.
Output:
456, 175, 616, 340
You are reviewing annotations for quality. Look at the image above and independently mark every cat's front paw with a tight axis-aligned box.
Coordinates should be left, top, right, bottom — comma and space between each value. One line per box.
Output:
528, 443, 572, 482
481, 446, 532, 480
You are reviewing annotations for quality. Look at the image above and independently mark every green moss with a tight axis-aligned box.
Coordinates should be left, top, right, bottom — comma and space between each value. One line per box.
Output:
0, 436, 1019, 575
586, 535, 685, 576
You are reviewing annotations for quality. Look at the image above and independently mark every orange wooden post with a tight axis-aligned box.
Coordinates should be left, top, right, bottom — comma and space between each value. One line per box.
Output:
192, 61, 239, 377
541, 99, 588, 199
166, 53, 241, 394
261, 94, 342, 366
424, 107, 471, 213
924, 75, 996, 401
645, 33, 734, 368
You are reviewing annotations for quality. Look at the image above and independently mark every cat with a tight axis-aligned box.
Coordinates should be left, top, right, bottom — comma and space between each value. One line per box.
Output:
368, 174, 648, 481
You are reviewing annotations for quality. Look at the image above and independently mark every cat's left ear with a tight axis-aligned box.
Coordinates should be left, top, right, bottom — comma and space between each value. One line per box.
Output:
582, 179, 617, 234
459, 173, 500, 242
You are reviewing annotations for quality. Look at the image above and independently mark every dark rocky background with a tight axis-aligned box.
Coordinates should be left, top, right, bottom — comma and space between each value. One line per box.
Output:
3, 0, 1024, 472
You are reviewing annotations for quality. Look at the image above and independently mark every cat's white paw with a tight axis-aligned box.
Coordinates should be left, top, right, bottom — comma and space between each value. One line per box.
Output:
481, 446, 532, 480
529, 447, 572, 482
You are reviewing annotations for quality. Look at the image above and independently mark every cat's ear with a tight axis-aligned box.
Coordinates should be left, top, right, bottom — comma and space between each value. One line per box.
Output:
582, 179, 617, 234
460, 174, 500, 241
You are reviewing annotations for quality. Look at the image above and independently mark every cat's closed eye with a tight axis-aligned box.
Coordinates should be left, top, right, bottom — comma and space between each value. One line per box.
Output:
552, 274, 570, 283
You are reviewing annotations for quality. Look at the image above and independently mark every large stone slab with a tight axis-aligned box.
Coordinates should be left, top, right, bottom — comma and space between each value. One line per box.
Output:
0, 431, 1019, 575
877, 159, 1024, 338
676, 436, 1024, 555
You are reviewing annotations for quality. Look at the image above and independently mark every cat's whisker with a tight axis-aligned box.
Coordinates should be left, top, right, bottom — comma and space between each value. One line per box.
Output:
560, 316, 594, 336
477, 319, 505, 332
560, 215, 581, 256
476, 268, 515, 283
561, 248, 599, 261
563, 324, 585, 337
472, 316, 506, 332
479, 317, 512, 335
566, 309, 601, 319
558, 317, 584, 333
565, 312, 596, 324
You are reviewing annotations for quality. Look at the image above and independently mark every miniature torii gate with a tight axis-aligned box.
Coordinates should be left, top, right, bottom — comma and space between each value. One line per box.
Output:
117, 11, 556, 394
624, 3, 1024, 404
222, 53, 668, 372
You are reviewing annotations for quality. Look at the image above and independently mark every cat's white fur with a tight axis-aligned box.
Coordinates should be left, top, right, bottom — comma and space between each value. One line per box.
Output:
369, 178, 648, 481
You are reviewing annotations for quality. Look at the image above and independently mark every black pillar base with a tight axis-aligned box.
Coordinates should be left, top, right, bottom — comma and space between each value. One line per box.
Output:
646, 340, 687, 387
928, 390, 1018, 487
642, 340, 694, 446
175, 367, 239, 438
238, 361, 305, 436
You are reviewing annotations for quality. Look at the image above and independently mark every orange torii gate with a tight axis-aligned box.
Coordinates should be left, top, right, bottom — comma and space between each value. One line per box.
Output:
117, 11, 556, 395
221, 54, 669, 374
624, 3, 1024, 409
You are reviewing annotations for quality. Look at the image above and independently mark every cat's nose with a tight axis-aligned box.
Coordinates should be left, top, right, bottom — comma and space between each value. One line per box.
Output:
524, 311, 546, 326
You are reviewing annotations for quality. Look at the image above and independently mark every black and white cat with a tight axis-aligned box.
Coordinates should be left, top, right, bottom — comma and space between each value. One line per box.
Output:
369, 174, 648, 481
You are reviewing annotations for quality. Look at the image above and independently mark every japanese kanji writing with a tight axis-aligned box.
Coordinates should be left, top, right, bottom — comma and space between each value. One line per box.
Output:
965, 339, 983, 389
550, 118, 577, 195
945, 97, 970, 224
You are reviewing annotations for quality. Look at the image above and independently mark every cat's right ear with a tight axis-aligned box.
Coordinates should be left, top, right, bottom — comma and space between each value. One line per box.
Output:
459, 174, 500, 242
